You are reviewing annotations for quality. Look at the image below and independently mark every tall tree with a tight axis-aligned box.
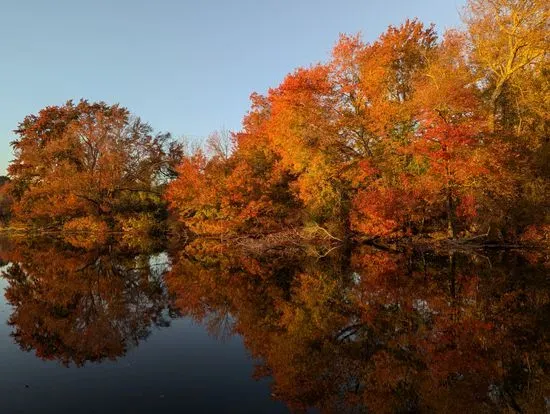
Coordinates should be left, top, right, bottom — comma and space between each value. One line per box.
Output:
464, 0, 549, 131
8, 100, 183, 227
465, 0, 549, 238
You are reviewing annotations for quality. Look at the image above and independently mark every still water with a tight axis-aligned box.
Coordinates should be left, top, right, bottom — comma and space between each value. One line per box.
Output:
0, 236, 548, 413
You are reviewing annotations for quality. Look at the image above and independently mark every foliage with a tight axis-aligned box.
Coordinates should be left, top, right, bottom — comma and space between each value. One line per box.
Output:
166, 3, 548, 242
7, 100, 183, 229
116, 213, 163, 235
62, 216, 109, 234
4, 1, 548, 243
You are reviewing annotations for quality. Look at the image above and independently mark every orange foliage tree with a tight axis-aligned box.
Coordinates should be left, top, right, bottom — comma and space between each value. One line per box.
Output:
8, 100, 183, 229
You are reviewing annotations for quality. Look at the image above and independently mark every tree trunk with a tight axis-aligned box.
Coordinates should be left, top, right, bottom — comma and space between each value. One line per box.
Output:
489, 81, 505, 133
446, 187, 457, 239
338, 184, 352, 241
445, 162, 457, 239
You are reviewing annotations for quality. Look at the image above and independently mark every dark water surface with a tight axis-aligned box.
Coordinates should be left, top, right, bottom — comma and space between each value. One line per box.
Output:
0, 236, 548, 413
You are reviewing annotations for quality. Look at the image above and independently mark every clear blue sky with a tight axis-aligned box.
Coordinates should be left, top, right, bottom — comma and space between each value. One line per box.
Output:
0, 0, 465, 174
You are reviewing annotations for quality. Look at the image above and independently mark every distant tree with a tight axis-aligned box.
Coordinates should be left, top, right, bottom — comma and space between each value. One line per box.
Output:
206, 128, 234, 161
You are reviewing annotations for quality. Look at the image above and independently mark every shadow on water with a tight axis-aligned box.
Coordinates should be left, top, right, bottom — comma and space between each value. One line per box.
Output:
0, 234, 548, 413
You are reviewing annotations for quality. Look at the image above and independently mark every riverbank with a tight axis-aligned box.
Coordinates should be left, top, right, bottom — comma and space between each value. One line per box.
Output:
1, 225, 547, 257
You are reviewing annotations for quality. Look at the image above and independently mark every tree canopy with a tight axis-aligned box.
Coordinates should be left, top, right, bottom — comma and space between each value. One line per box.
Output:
3, 0, 548, 244
166, 1, 549, 243
7, 100, 183, 230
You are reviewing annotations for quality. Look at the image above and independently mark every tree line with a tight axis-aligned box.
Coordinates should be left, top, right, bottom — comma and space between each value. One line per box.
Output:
2, 0, 548, 244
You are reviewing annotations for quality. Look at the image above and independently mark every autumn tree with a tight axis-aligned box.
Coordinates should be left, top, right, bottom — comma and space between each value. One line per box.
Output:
258, 20, 438, 238
8, 100, 183, 229
339, 20, 440, 237
167, 94, 301, 235
401, 30, 516, 238
464, 0, 549, 239
464, 0, 548, 132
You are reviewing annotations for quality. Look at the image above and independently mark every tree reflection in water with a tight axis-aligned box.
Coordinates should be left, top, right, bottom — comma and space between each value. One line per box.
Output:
0, 236, 176, 366
1, 236, 548, 412
165, 240, 550, 413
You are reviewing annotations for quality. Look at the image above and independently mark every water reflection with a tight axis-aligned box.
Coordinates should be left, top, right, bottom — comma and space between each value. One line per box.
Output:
0, 236, 549, 412
0, 236, 175, 366
166, 240, 550, 413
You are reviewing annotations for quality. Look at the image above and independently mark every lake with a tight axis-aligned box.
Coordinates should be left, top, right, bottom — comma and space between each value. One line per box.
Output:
0, 236, 548, 413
